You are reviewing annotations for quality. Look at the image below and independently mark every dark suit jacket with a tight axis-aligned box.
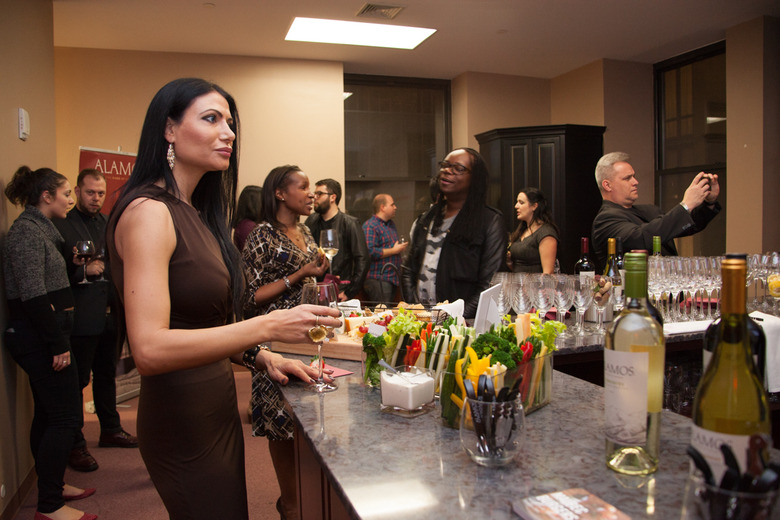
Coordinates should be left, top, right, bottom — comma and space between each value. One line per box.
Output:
53, 208, 113, 336
591, 199, 721, 269
304, 211, 369, 299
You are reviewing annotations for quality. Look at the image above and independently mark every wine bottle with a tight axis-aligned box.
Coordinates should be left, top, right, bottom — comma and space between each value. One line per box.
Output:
574, 237, 595, 280
691, 254, 771, 483
604, 238, 623, 314
703, 316, 766, 385
629, 250, 663, 327
652, 236, 661, 256
604, 252, 665, 475
615, 237, 625, 270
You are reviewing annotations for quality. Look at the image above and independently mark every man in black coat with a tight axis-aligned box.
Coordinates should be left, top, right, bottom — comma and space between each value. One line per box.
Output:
305, 178, 369, 301
591, 152, 721, 269
54, 169, 137, 473
401, 148, 507, 319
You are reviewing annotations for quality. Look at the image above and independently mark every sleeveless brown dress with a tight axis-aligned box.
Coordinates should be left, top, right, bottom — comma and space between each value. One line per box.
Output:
108, 186, 248, 519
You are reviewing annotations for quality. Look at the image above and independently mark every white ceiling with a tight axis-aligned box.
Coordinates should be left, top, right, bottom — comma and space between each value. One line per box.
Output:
53, 0, 780, 80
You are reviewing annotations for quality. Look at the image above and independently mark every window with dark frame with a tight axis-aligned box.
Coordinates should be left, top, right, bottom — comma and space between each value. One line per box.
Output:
343, 74, 451, 239
654, 42, 726, 257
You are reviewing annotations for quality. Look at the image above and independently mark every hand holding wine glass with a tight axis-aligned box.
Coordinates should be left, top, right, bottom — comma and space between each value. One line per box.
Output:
319, 230, 339, 274
74, 240, 95, 284
301, 281, 340, 392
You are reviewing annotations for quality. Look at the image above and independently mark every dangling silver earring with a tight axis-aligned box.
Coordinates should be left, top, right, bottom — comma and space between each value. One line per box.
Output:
167, 143, 175, 170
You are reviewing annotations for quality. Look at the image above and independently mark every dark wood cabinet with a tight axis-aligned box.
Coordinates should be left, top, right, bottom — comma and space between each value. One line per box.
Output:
476, 124, 606, 273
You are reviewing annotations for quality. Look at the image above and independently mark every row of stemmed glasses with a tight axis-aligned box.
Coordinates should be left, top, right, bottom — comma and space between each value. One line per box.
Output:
647, 255, 725, 323
749, 252, 780, 314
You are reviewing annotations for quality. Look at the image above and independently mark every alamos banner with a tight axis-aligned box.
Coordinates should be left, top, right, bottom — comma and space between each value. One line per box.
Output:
78, 147, 136, 215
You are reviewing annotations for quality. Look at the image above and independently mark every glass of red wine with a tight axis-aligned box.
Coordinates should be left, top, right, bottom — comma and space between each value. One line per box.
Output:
75, 240, 95, 284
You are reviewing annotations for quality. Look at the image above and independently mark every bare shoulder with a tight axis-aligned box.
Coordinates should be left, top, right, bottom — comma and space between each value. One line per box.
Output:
115, 197, 176, 258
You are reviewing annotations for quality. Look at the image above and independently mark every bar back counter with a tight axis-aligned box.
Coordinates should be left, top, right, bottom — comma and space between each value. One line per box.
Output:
279, 355, 780, 520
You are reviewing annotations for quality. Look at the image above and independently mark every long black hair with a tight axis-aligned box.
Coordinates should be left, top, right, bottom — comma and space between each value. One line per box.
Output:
429, 147, 489, 242
508, 187, 558, 244
260, 165, 303, 230
232, 185, 262, 228
108, 77, 243, 315
5, 166, 68, 207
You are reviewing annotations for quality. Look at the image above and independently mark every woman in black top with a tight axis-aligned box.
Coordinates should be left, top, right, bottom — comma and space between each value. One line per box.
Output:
507, 187, 559, 274
3, 166, 98, 520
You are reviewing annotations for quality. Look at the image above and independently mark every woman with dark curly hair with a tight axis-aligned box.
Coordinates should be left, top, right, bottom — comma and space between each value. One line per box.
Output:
4, 165, 98, 520
507, 187, 559, 274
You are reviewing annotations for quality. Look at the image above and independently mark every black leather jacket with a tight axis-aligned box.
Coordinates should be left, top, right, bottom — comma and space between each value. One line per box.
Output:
401, 204, 506, 319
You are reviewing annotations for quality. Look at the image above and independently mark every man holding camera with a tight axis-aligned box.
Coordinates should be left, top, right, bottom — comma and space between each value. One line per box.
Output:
591, 152, 721, 267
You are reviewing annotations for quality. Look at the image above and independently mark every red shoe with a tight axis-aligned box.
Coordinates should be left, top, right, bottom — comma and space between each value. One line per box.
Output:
64, 487, 96, 501
35, 512, 98, 520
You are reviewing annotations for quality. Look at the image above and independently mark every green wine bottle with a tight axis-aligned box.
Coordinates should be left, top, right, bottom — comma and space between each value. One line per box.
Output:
604, 253, 665, 475
691, 254, 771, 482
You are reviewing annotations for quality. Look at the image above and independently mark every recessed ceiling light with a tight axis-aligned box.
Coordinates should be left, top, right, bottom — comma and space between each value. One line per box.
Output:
285, 17, 436, 50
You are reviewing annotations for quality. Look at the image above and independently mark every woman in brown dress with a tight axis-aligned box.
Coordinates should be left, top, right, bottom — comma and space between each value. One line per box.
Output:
106, 78, 340, 520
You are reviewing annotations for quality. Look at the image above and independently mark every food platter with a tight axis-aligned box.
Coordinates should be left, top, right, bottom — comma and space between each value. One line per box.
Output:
271, 334, 364, 361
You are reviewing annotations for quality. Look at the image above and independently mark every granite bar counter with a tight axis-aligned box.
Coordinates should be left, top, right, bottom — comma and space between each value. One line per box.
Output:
280, 357, 760, 520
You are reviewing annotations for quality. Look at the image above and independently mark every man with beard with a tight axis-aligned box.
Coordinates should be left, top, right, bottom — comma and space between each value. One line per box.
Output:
54, 169, 138, 473
304, 178, 369, 301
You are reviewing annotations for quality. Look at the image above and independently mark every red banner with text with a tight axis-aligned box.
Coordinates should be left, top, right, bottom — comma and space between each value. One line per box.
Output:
78, 147, 136, 215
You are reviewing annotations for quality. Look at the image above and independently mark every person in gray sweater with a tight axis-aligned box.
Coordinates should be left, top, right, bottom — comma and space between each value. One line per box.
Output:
4, 165, 98, 520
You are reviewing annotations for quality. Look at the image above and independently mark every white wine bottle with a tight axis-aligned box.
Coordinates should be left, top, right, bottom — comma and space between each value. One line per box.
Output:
691, 254, 771, 483
604, 252, 665, 475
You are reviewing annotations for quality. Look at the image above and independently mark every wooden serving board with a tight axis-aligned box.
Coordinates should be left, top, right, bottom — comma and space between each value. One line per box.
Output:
271, 334, 364, 361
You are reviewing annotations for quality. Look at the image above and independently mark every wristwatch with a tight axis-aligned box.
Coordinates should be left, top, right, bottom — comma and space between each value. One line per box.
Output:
679, 201, 690, 213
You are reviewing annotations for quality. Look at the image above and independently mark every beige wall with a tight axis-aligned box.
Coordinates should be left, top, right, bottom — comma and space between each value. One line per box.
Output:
551, 60, 605, 126
54, 48, 345, 195
726, 16, 780, 254
0, 1, 55, 516
452, 72, 550, 149
603, 60, 655, 205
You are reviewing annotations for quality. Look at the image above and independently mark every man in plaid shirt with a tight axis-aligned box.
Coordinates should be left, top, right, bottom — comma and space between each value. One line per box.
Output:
362, 194, 408, 303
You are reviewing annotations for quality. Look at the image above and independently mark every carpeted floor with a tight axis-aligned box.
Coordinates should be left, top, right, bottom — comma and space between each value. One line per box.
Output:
12, 367, 281, 520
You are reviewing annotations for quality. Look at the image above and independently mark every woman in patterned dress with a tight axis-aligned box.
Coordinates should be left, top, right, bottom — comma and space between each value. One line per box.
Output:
242, 165, 330, 519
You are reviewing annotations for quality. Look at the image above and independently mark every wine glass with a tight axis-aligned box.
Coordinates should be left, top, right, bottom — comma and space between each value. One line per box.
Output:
75, 240, 95, 284
301, 281, 340, 393
529, 273, 556, 322
319, 230, 339, 274
593, 275, 613, 336
490, 272, 510, 318
93, 244, 108, 282
553, 275, 575, 339
510, 273, 533, 316
572, 275, 594, 336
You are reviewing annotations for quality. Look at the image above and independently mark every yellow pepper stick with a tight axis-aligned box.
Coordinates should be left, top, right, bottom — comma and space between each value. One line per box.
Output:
450, 393, 464, 409
454, 358, 466, 400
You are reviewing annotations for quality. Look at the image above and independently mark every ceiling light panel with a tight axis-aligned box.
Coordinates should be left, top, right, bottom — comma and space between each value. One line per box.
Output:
285, 17, 436, 50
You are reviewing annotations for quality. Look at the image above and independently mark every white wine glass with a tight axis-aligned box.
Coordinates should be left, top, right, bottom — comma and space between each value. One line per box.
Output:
75, 240, 95, 285
553, 275, 575, 339
319, 230, 339, 274
572, 276, 594, 337
529, 273, 556, 322
301, 281, 340, 393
